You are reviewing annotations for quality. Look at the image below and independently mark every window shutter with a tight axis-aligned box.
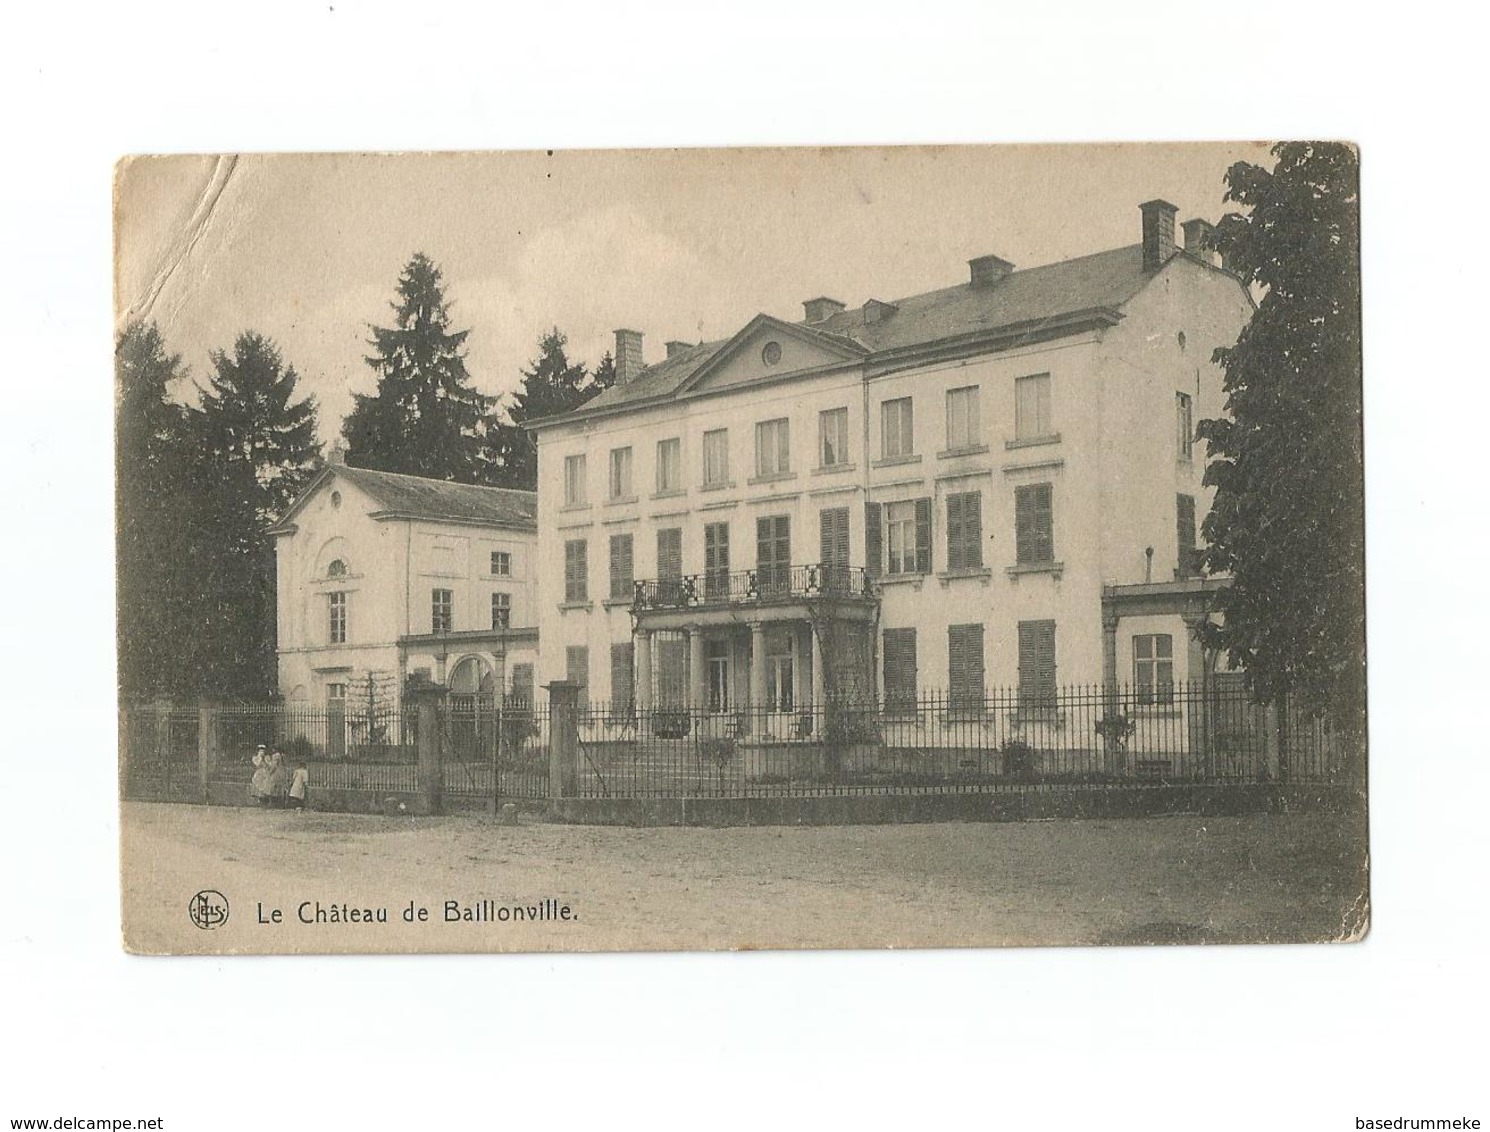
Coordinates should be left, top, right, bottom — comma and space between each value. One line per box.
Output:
914, 496, 933, 574
1017, 620, 1057, 707
883, 628, 917, 709
964, 491, 983, 568
566, 646, 589, 706
1015, 483, 1053, 564
864, 503, 882, 579
946, 493, 964, 570
610, 643, 634, 711
820, 507, 849, 567
1176, 494, 1197, 578
948, 623, 985, 707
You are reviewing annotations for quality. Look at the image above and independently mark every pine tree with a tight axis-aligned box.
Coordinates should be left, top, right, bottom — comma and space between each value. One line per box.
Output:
115, 322, 197, 700
191, 331, 321, 698
481, 329, 611, 489
1196, 142, 1363, 732
343, 253, 495, 482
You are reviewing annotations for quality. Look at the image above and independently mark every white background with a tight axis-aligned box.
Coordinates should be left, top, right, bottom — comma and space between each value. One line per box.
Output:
2, 2, 1486, 1129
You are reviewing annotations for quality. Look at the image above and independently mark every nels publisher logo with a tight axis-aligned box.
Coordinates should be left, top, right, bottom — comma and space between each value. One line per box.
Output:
188, 889, 230, 931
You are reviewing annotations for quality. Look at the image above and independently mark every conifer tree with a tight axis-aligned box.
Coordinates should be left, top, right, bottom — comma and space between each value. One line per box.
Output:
1197, 142, 1363, 731
343, 253, 495, 482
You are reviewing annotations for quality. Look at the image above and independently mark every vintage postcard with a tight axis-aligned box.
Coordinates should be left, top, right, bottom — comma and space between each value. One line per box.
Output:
115, 143, 1367, 954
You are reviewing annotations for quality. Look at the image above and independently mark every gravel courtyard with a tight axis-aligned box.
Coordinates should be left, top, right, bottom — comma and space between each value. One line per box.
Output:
120, 801, 1368, 954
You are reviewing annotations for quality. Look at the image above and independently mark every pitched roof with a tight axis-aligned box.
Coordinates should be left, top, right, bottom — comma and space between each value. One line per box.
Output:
568, 243, 1159, 419
271, 465, 537, 533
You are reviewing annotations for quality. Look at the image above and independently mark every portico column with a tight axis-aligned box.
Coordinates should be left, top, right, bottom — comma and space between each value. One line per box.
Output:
810, 624, 825, 707
635, 629, 653, 713
688, 627, 707, 710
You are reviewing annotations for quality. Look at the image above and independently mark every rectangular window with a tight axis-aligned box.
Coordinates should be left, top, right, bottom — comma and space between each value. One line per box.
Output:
945, 491, 983, 570
565, 645, 589, 708
765, 629, 795, 713
610, 643, 635, 712
490, 592, 510, 630
1134, 634, 1175, 706
431, 588, 453, 633
946, 385, 981, 451
882, 628, 918, 714
563, 453, 587, 506
885, 501, 917, 575
819, 507, 850, 593
328, 591, 347, 644
704, 522, 730, 600
509, 663, 534, 708
656, 635, 688, 708
1176, 392, 1194, 461
1177, 493, 1199, 578
881, 397, 914, 458
702, 428, 729, 486
656, 437, 681, 493
1017, 620, 1058, 711
1014, 482, 1055, 565
326, 682, 346, 707
755, 418, 791, 477
563, 539, 588, 603
707, 639, 731, 714
608, 446, 633, 501
756, 515, 791, 596
819, 407, 849, 468
1015, 373, 1052, 440
948, 623, 986, 712
657, 527, 683, 595
490, 550, 511, 576
609, 533, 634, 600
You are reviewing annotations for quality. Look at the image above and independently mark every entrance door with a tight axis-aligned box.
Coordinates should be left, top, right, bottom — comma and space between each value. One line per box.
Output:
757, 515, 791, 597
706, 638, 731, 713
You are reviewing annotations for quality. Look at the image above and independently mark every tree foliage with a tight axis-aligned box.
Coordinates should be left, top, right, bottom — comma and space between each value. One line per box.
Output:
480, 329, 614, 489
1196, 142, 1363, 727
343, 253, 495, 482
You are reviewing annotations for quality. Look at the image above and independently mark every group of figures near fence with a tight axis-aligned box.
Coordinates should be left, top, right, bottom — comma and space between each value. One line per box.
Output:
121, 679, 1357, 810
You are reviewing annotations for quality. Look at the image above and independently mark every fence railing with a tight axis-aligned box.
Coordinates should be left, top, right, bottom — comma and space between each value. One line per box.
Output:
120, 681, 1354, 806
633, 563, 873, 611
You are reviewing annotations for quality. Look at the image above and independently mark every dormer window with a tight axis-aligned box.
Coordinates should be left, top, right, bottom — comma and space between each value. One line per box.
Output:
327, 559, 348, 578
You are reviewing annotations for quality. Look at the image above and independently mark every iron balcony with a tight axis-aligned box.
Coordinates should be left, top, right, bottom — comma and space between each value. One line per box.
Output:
632, 564, 876, 611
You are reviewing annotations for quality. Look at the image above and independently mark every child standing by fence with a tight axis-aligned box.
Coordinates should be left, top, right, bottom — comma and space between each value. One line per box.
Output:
289, 761, 309, 811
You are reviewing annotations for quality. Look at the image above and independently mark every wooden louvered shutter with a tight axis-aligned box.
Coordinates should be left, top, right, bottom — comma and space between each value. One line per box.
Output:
1176, 494, 1197, 578
610, 643, 634, 712
1015, 483, 1053, 564
1017, 620, 1057, 709
948, 623, 985, 709
565, 645, 589, 708
609, 534, 633, 600
946, 493, 964, 571
882, 628, 917, 712
963, 491, 983, 567
864, 503, 882, 580
914, 497, 932, 574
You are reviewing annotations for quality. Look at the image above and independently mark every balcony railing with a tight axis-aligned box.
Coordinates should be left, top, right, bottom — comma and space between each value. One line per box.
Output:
633, 564, 875, 611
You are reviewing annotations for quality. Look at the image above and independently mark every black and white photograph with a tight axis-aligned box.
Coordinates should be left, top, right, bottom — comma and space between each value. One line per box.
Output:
114, 143, 1367, 954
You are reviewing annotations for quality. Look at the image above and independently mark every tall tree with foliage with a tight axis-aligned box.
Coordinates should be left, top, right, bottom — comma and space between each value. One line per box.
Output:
344, 252, 495, 482
1196, 142, 1363, 731
480, 329, 614, 489
191, 331, 321, 698
116, 321, 198, 700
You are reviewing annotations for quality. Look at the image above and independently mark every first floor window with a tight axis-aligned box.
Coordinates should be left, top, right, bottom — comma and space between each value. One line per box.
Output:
490, 550, 511, 576
1015, 373, 1052, 440
609, 446, 634, 500
563, 453, 587, 506
1017, 620, 1057, 711
755, 417, 791, 477
609, 533, 635, 600
881, 396, 914, 458
491, 592, 511, 629
328, 591, 347, 644
704, 522, 730, 599
946, 491, 983, 570
948, 623, 985, 711
564, 539, 588, 603
946, 385, 981, 451
819, 406, 849, 468
1015, 482, 1055, 565
883, 627, 918, 713
431, 588, 453, 633
703, 428, 729, 486
1134, 633, 1175, 705
885, 501, 918, 574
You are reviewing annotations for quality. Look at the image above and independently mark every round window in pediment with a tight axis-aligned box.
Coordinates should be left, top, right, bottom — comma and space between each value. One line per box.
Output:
761, 341, 782, 366
327, 559, 348, 578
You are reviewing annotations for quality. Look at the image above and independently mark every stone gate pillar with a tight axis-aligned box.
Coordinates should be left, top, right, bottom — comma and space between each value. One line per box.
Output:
546, 680, 581, 801
409, 682, 447, 815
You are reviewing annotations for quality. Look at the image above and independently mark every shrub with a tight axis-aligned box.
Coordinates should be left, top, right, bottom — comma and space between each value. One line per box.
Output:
1001, 739, 1038, 781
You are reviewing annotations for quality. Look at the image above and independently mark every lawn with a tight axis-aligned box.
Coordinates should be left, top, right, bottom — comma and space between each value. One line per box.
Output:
120, 801, 1368, 955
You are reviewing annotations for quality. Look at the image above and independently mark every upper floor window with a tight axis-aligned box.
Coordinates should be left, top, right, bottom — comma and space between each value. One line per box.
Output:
431, 588, 453, 633
1014, 482, 1055, 565
755, 418, 791, 477
882, 397, 914, 459
491, 592, 511, 630
563, 453, 587, 507
702, 428, 729, 487
656, 437, 681, 494
490, 550, 511, 577
608, 446, 634, 501
819, 407, 849, 468
327, 558, 348, 578
885, 500, 919, 575
1015, 373, 1053, 440
946, 386, 981, 451
564, 539, 588, 604
1176, 392, 1194, 462
328, 592, 347, 644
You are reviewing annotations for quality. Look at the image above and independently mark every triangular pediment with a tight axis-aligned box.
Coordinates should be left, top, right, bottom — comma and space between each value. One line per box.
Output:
677, 314, 867, 396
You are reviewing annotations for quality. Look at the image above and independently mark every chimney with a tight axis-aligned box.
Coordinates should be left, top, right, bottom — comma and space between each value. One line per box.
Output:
614, 328, 644, 385
328, 440, 346, 466
664, 340, 693, 359
1140, 199, 1178, 272
1182, 218, 1216, 265
968, 254, 1014, 288
803, 296, 846, 324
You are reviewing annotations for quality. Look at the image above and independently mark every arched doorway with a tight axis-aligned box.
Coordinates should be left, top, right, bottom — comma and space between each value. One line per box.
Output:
448, 655, 496, 763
